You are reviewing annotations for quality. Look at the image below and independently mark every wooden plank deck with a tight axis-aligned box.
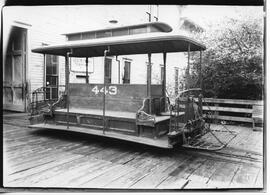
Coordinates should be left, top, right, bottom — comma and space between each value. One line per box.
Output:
3, 112, 264, 190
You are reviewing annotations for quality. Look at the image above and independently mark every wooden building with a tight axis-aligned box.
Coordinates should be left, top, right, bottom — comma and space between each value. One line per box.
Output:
3, 7, 67, 112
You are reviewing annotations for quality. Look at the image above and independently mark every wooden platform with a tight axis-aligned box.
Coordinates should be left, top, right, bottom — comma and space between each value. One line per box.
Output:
3, 112, 264, 190
51, 108, 171, 143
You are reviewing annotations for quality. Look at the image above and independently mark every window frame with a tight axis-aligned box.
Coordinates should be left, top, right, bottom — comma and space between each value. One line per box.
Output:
105, 57, 112, 84
44, 54, 59, 100
160, 64, 164, 84
123, 59, 131, 84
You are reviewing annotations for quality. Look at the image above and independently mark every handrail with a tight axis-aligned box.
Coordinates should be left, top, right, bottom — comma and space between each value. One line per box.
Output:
136, 97, 155, 126
137, 97, 150, 114
29, 85, 66, 115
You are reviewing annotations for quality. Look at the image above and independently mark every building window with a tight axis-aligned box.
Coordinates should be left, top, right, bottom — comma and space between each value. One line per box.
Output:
123, 61, 131, 84
45, 55, 58, 99
105, 58, 112, 84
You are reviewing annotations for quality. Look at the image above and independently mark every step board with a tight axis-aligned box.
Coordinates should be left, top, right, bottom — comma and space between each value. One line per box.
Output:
29, 123, 173, 149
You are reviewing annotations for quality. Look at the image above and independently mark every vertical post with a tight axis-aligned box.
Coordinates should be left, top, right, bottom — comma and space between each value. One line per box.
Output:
43, 54, 46, 100
116, 56, 120, 84
147, 53, 152, 114
103, 46, 110, 134
65, 55, 69, 93
85, 57, 89, 84
163, 52, 167, 112
198, 50, 203, 117
186, 43, 191, 89
175, 68, 179, 95
65, 52, 71, 129
199, 50, 202, 90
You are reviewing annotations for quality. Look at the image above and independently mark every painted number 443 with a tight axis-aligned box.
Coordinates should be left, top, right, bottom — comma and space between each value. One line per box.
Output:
91, 86, 117, 95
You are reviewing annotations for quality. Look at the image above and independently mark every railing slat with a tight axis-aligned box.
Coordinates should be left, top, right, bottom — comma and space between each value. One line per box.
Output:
202, 98, 263, 105
197, 98, 263, 123
204, 114, 253, 123
203, 106, 253, 113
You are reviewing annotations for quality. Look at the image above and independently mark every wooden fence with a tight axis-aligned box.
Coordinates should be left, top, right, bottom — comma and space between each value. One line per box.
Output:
200, 98, 263, 124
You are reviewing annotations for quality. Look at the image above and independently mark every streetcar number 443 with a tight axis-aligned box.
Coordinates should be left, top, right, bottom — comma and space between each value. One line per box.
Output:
91, 85, 117, 95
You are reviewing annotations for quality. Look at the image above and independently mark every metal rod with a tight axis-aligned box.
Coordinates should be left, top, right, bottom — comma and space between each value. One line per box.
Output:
147, 53, 152, 114
86, 57, 89, 84
31, 93, 34, 115
163, 52, 167, 112
103, 46, 110, 134
50, 87, 52, 100
43, 87, 45, 101
149, 5, 152, 22
156, 5, 159, 21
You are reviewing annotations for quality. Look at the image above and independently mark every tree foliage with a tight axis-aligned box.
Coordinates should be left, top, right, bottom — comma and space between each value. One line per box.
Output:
189, 15, 263, 100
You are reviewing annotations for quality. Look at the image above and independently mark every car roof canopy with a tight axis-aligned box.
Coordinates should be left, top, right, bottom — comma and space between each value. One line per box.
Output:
32, 33, 206, 57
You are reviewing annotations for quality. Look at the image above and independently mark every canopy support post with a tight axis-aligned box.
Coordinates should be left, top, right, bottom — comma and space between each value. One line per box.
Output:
85, 57, 89, 84
116, 56, 120, 84
199, 50, 202, 90
186, 43, 191, 90
163, 52, 167, 112
65, 50, 72, 129
147, 53, 152, 114
103, 46, 110, 135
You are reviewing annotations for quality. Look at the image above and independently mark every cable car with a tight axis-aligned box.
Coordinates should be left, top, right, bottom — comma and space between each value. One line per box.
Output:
29, 22, 221, 149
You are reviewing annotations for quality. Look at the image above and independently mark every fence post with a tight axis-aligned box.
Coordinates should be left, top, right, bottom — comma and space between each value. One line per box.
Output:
214, 103, 219, 124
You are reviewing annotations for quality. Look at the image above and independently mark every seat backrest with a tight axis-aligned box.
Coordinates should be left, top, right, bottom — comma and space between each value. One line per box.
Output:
69, 83, 163, 113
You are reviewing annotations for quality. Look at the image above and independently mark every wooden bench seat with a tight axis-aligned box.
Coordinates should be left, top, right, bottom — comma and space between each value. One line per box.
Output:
55, 108, 137, 119
55, 108, 171, 123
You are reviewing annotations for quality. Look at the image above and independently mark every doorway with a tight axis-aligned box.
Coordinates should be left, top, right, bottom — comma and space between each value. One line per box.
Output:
3, 26, 27, 112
